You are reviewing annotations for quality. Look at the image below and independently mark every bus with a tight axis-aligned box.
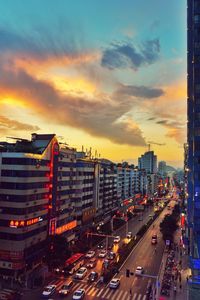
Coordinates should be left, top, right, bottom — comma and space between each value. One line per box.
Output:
62, 253, 85, 275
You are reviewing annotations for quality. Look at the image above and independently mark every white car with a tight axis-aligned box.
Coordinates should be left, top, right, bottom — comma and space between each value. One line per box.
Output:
126, 232, 132, 239
42, 285, 56, 297
109, 278, 120, 289
98, 250, 107, 258
85, 250, 95, 258
75, 267, 87, 279
72, 288, 85, 300
135, 266, 144, 276
113, 236, 120, 243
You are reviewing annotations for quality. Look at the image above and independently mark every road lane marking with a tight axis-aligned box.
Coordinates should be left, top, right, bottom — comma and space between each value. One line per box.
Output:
96, 288, 104, 297
106, 290, 116, 299
110, 292, 119, 300
137, 294, 142, 300
72, 283, 84, 291
115, 290, 123, 300
121, 291, 128, 300
101, 288, 110, 298
85, 285, 93, 293
142, 295, 147, 300
56, 280, 66, 290
87, 286, 96, 295
132, 293, 137, 300
71, 282, 80, 291
91, 288, 98, 296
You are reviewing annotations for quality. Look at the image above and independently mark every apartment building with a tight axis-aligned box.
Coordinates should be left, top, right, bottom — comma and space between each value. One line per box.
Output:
0, 134, 77, 280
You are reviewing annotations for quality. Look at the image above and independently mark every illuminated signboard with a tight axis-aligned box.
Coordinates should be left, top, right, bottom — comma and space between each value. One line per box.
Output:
190, 258, 200, 270
9, 217, 43, 228
56, 220, 77, 235
49, 218, 57, 235
181, 213, 185, 227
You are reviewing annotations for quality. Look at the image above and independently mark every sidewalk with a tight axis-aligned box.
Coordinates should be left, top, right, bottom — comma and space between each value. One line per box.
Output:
169, 230, 190, 300
158, 227, 190, 300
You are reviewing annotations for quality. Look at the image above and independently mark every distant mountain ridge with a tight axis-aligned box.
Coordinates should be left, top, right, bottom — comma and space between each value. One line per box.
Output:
166, 165, 177, 172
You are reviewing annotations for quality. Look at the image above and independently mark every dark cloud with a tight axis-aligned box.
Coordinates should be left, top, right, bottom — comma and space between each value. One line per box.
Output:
155, 119, 186, 144
147, 117, 156, 121
156, 120, 168, 125
115, 84, 164, 98
156, 119, 184, 127
0, 66, 146, 147
101, 39, 160, 70
0, 115, 40, 132
0, 25, 80, 59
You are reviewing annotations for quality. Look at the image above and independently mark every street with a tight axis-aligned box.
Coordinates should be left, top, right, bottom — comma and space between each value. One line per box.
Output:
21, 202, 173, 300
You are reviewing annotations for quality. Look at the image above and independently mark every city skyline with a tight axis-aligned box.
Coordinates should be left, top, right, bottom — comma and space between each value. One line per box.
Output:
0, 0, 186, 167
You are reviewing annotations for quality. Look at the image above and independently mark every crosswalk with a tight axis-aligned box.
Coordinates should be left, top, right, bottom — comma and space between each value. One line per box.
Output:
48, 277, 148, 299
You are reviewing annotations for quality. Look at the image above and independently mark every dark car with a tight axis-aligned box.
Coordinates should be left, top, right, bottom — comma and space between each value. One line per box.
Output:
86, 258, 97, 269
87, 271, 98, 283
98, 242, 105, 249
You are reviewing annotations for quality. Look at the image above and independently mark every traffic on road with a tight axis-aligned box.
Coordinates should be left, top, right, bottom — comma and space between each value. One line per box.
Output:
21, 193, 179, 300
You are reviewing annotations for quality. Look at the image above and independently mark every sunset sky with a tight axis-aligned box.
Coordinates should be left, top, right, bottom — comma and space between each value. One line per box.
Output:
0, 0, 186, 167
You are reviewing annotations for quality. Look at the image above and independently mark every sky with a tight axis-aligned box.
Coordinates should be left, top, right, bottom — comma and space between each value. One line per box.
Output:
0, 0, 186, 167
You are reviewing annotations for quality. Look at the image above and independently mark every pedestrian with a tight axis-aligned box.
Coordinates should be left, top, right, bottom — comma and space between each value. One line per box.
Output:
174, 285, 177, 294
186, 276, 189, 283
180, 283, 182, 289
130, 288, 132, 297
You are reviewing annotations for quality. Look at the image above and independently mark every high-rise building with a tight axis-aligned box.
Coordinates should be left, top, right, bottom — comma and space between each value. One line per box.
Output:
0, 134, 77, 283
187, 0, 200, 289
158, 161, 167, 176
138, 151, 157, 174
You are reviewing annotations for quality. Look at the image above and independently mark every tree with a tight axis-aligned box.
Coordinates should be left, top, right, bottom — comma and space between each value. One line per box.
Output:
44, 235, 71, 269
160, 214, 179, 242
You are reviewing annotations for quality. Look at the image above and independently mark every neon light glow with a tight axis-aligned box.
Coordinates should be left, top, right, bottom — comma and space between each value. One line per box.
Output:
9, 217, 43, 228
56, 220, 77, 234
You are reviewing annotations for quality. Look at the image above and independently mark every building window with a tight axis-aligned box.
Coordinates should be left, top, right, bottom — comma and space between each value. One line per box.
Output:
195, 2, 200, 10
195, 84, 200, 93
194, 55, 200, 63
195, 42, 200, 50
194, 15, 200, 24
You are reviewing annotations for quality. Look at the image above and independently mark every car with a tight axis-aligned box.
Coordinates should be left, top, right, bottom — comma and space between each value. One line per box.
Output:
72, 289, 85, 300
75, 267, 87, 279
113, 236, 120, 243
138, 217, 143, 221
107, 251, 116, 260
87, 271, 98, 283
98, 249, 107, 258
42, 285, 56, 298
86, 258, 97, 268
151, 234, 157, 245
109, 278, 120, 289
149, 214, 153, 218
58, 280, 73, 296
126, 232, 132, 239
98, 242, 105, 249
85, 250, 95, 258
135, 266, 144, 276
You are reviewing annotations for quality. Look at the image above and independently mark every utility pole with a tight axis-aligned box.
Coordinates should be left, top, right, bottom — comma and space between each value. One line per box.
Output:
126, 219, 128, 236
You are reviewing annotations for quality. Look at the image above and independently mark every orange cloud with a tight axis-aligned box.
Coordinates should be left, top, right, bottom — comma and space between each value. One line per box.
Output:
13, 52, 100, 78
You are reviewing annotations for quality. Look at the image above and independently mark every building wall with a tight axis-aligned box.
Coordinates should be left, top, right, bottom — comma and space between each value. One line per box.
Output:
187, 0, 200, 282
